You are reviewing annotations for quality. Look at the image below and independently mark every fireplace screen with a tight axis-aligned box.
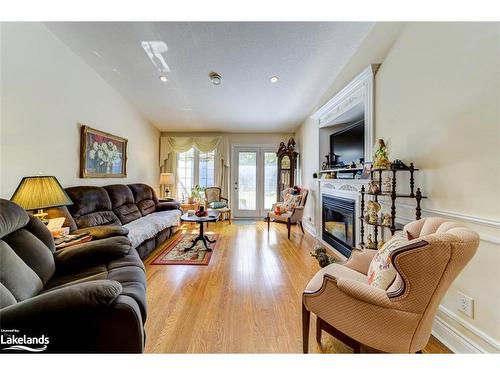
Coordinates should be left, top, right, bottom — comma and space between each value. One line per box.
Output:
322, 195, 355, 257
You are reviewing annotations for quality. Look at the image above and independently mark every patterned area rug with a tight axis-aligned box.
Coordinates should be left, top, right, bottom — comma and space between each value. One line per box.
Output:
151, 232, 219, 266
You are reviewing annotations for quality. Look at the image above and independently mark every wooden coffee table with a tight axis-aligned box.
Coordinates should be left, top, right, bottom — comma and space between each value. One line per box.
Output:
180, 212, 220, 251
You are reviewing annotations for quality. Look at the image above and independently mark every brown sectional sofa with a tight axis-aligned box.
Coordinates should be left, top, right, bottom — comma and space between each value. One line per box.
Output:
0, 199, 146, 352
48, 183, 181, 259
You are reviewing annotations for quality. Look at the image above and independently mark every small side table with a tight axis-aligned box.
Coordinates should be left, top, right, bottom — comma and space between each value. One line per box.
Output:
180, 212, 220, 251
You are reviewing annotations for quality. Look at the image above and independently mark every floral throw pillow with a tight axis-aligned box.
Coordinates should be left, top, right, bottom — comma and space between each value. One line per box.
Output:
283, 193, 301, 211
367, 231, 409, 290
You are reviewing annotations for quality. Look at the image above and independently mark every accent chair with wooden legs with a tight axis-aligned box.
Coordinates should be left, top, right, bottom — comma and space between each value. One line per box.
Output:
302, 217, 479, 353
266, 187, 308, 239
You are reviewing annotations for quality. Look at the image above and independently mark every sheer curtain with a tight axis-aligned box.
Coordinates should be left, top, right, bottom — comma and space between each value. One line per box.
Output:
160, 136, 230, 202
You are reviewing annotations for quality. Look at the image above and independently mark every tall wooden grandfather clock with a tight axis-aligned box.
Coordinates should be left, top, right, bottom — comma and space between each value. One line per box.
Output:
276, 137, 299, 201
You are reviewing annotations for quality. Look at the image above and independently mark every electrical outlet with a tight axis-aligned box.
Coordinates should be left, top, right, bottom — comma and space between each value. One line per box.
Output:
457, 292, 474, 318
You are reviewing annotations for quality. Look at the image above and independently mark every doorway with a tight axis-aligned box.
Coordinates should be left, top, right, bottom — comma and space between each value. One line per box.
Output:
232, 145, 278, 218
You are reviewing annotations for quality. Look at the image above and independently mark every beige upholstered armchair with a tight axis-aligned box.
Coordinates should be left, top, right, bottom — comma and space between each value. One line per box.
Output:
204, 186, 231, 223
266, 187, 309, 239
302, 217, 479, 353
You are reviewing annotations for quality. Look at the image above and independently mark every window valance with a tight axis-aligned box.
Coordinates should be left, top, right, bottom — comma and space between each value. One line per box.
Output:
159, 136, 230, 167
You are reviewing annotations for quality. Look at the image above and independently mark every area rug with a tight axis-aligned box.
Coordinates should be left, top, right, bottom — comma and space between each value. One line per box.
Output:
150, 232, 219, 266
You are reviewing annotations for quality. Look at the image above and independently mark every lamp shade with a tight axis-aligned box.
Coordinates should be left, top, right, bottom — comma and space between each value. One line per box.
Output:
160, 173, 174, 185
11, 176, 73, 210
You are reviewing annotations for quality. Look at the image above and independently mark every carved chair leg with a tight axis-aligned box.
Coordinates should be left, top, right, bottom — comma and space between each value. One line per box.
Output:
287, 218, 291, 239
316, 317, 322, 343
302, 303, 310, 354
299, 221, 305, 234
267, 213, 270, 231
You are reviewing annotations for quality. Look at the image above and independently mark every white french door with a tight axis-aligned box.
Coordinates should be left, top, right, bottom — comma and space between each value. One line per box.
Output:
232, 146, 278, 218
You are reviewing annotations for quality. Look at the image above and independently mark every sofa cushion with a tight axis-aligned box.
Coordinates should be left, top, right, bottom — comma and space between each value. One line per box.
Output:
367, 231, 409, 289
128, 184, 158, 216
0, 199, 30, 238
124, 210, 181, 248
104, 185, 142, 224
3, 228, 55, 284
0, 240, 43, 302
66, 186, 121, 228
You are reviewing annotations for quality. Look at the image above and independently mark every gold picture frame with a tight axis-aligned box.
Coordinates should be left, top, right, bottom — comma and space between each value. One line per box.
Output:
80, 125, 128, 178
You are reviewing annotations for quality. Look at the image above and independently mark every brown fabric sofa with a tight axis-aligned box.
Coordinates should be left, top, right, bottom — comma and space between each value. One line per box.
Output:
47, 183, 181, 259
0, 199, 146, 353
302, 217, 480, 353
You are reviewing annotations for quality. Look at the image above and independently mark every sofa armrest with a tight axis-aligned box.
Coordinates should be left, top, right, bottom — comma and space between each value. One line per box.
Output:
336, 278, 392, 308
343, 248, 377, 275
1, 280, 122, 321
54, 236, 131, 270
156, 201, 181, 211
0, 281, 145, 353
72, 225, 129, 240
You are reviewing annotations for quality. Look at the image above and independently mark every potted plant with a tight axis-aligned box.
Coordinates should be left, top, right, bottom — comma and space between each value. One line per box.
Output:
188, 184, 204, 204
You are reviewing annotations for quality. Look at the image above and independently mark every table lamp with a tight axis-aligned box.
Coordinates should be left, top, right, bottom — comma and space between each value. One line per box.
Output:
159, 173, 174, 198
10, 176, 73, 223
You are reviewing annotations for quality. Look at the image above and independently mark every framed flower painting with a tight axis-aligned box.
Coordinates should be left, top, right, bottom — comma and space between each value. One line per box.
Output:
80, 125, 127, 178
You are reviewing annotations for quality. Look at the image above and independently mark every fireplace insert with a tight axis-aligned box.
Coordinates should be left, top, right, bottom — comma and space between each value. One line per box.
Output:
322, 195, 355, 257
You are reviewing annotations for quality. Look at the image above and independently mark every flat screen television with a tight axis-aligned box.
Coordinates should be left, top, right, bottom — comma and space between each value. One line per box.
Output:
330, 120, 364, 167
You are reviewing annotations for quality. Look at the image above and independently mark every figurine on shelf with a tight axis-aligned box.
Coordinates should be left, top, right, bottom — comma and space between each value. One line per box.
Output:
382, 212, 391, 226
377, 239, 385, 249
392, 159, 409, 169
382, 176, 392, 193
367, 200, 381, 224
364, 209, 370, 222
366, 234, 377, 249
368, 180, 380, 194
373, 139, 391, 169
286, 137, 296, 152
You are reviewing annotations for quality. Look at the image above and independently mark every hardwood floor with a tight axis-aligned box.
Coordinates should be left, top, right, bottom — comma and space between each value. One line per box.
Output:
143, 220, 451, 354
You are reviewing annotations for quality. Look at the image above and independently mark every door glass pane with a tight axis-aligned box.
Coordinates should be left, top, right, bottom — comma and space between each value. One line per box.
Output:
238, 152, 257, 210
264, 152, 277, 210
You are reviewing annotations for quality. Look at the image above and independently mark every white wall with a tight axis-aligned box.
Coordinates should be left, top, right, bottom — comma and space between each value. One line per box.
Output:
296, 22, 500, 352
0, 23, 160, 198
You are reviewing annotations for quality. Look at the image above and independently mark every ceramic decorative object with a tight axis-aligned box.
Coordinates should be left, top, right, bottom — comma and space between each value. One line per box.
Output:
373, 139, 391, 169
382, 213, 391, 226
367, 200, 381, 224
366, 234, 377, 249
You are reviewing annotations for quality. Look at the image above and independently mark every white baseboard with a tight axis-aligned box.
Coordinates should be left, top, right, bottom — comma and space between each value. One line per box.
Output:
432, 306, 500, 353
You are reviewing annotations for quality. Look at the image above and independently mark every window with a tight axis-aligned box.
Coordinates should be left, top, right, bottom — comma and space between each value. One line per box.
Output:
176, 148, 216, 200
199, 150, 215, 188
177, 148, 194, 200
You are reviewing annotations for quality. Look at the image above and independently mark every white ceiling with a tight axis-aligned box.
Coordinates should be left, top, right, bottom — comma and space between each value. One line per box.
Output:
44, 22, 374, 133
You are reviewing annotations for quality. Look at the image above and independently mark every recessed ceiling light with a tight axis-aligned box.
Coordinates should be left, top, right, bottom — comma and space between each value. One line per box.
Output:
159, 75, 168, 82
92, 51, 102, 58
112, 68, 120, 75
270, 76, 279, 83
209, 72, 222, 86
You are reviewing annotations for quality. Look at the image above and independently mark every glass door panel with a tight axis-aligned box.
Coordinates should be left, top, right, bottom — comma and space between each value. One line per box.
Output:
237, 151, 257, 211
264, 152, 277, 210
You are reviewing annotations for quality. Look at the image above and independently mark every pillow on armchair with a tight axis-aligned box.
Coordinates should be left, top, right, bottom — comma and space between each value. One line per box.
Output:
208, 201, 228, 209
367, 231, 409, 289
284, 193, 301, 212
